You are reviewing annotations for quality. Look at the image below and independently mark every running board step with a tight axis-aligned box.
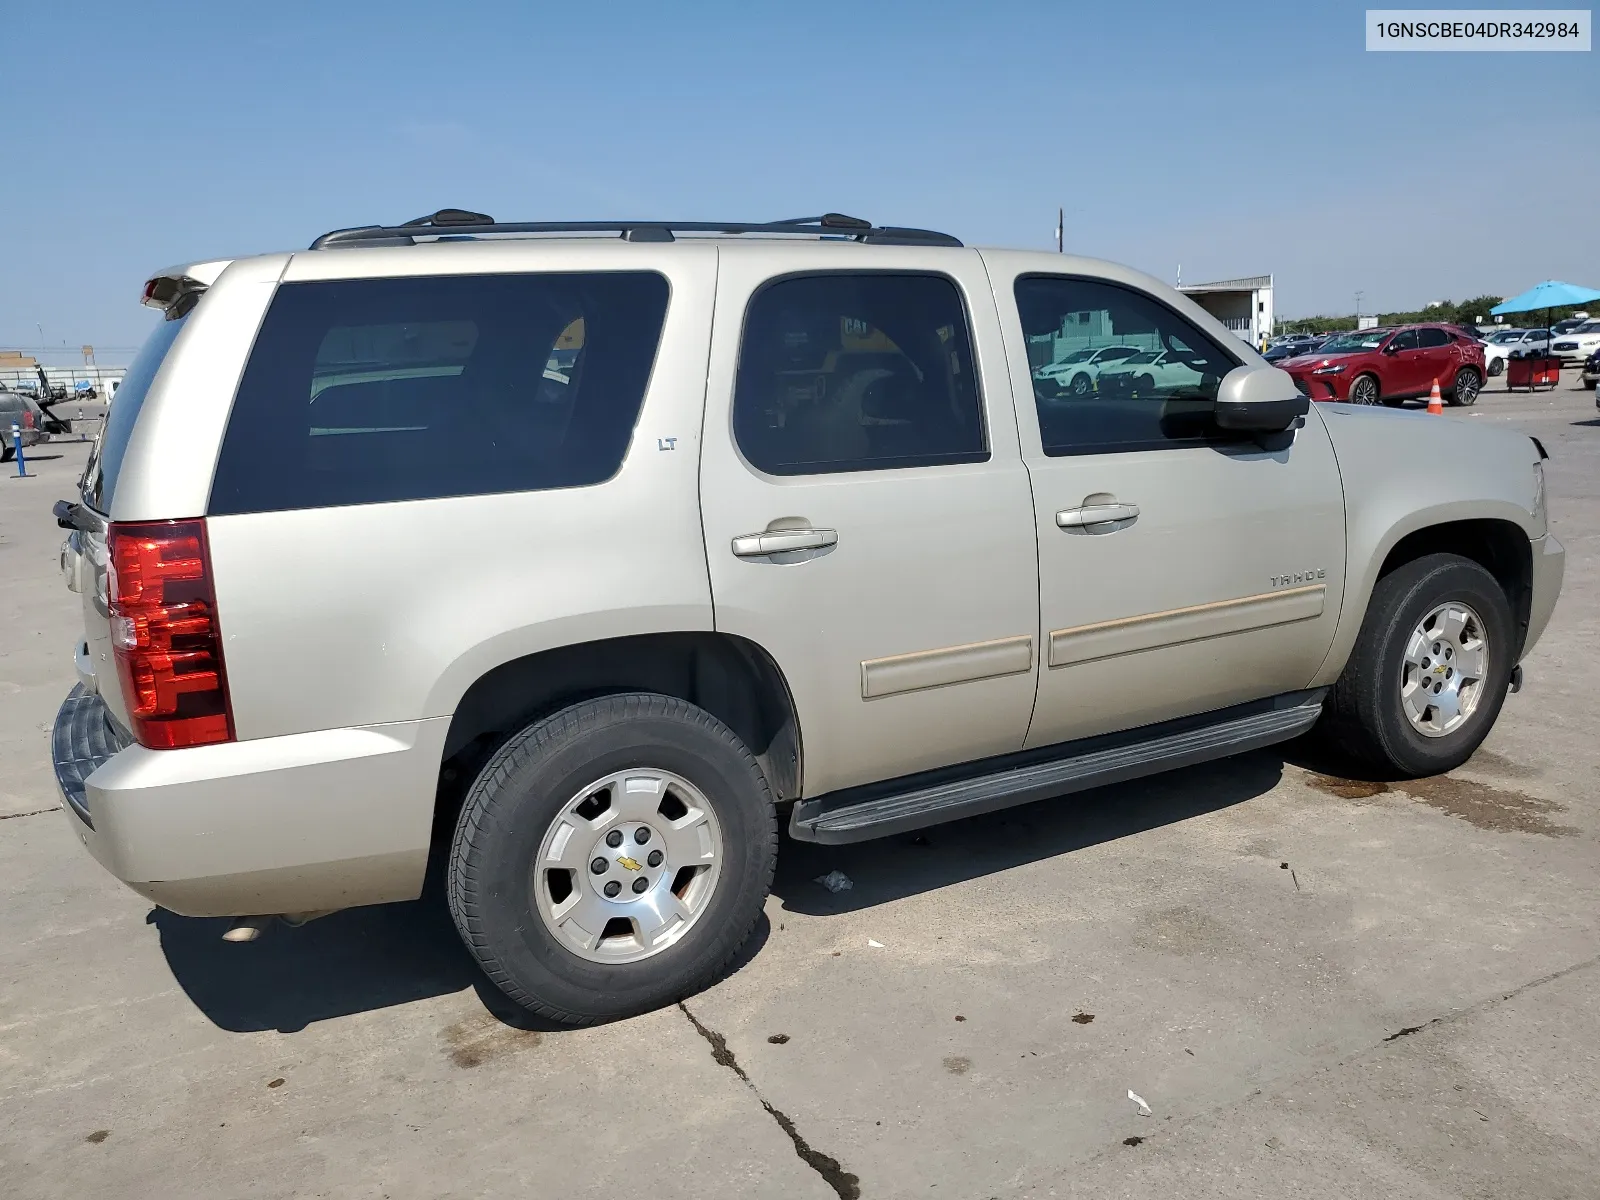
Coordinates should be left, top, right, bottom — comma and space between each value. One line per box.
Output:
790, 690, 1327, 844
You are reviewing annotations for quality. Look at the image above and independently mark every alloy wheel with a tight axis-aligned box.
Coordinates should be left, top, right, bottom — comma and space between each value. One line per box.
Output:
1400, 601, 1488, 737
532, 768, 724, 964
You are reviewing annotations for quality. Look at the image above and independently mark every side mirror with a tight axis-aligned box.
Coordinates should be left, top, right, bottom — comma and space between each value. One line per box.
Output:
1381, 342, 1401, 355
1214, 364, 1310, 433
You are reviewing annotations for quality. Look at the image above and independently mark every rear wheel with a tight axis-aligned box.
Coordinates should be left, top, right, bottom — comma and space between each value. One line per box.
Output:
1449, 367, 1482, 407
1316, 553, 1514, 777
0, 442, 12, 463
448, 693, 778, 1025
1488, 358, 1504, 377
1348, 373, 1381, 406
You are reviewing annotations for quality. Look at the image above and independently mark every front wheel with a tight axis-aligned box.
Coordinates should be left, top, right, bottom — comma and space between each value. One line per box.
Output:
1449, 366, 1482, 407
1348, 373, 1381, 406
448, 693, 778, 1025
1488, 359, 1504, 377
1315, 553, 1515, 777
1070, 372, 1091, 396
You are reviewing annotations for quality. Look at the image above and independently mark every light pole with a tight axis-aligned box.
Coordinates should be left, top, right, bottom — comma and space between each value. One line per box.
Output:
1354, 291, 1364, 323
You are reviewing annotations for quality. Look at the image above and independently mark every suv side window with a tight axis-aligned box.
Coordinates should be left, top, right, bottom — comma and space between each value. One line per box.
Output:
1388, 330, 1421, 352
733, 273, 987, 475
1417, 328, 1452, 348
1013, 275, 1240, 456
209, 272, 669, 514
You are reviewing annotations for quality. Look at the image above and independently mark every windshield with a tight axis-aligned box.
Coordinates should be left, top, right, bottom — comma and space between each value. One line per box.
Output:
1577, 321, 1600, 333
1060, 350, 1093, 364
1489, 331, 1523, 343
1123, 352, 1160, 364
1317, 331, 1388, 353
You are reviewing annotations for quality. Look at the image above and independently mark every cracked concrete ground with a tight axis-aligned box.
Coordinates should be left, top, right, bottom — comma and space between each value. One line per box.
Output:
3, 379, 1597, 1198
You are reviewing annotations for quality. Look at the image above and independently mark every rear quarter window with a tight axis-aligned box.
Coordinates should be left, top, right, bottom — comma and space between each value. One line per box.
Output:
208, 271, 669, 515
82, 313, 188, 512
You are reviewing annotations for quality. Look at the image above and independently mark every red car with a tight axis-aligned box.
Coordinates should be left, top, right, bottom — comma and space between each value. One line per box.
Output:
1279, 323, 1486, 407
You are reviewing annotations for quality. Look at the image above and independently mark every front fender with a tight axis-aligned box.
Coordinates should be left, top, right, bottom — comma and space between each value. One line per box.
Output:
1310, 404, 1542, 687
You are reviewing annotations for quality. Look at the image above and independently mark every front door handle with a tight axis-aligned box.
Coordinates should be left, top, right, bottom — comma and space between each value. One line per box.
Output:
1056, 502, 1140, 530
732, 528, 839, 557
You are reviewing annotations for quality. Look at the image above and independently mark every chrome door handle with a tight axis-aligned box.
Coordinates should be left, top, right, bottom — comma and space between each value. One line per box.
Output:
1056, 502, 1140, 529
731, 528, 839, 557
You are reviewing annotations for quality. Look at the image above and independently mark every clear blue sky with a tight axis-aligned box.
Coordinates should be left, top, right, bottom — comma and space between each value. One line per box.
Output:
5, 0, 1596, 357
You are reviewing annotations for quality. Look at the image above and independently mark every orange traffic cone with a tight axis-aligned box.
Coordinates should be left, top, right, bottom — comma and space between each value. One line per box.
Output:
1426, 378, 1444, 415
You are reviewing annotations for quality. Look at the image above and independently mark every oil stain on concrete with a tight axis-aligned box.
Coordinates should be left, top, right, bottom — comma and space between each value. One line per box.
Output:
1305, 771, 1577, 837
1133, 905, 1241, 957
441, 1012, 543, 1068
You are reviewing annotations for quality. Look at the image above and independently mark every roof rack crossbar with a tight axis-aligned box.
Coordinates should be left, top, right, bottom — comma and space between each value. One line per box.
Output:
310, 212, 961, 250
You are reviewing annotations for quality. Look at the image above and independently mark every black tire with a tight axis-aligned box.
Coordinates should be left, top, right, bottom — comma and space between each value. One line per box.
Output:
1316, 554, 1515, 777
0, 442, 12, 463
1488, 359, 1503, 377
1582, 379, 1596, 391
1348, 373, 1381, 406
1448, 366, 1481, 407
1380, 396, 1406, 408
1071, 372, 1091, 396
448, 693, 778, 1025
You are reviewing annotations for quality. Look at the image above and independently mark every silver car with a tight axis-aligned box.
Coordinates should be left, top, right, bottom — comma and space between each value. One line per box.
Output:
52, 212, 1563, 1023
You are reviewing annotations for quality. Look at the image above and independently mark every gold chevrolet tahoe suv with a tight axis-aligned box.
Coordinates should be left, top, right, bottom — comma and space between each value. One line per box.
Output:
52, 211, 1563, 1023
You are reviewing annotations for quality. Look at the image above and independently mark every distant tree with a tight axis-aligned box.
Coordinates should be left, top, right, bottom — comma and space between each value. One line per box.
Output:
1456, 295, 1504, 325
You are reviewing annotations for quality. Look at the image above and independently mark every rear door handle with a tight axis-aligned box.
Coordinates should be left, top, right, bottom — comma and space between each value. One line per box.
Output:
731, 528, 838, 557
1056, 503, 1139, 529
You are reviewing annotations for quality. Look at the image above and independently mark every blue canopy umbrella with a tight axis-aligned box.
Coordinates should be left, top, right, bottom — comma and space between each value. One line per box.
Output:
1490, 282, 1600, 368
1491, 280, 1600, 320
1489, 281, 1600, 383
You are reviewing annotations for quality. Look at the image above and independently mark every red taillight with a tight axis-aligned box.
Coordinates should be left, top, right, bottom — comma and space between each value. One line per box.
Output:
108, 519, 233, 749
21, 408, 34, 430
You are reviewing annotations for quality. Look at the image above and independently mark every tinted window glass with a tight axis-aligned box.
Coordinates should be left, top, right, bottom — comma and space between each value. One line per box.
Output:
82, 313, 188, 512
1388, 330, 1421, 351
733, 273, 986, 475
1014, 276, 1239, 456
1417, 328, 1451, 348
209, 272, 668, 514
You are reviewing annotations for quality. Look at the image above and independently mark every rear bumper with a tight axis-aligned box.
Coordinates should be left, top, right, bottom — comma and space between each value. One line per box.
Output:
1522, 534, 1565, 661
52, 685, 447, 917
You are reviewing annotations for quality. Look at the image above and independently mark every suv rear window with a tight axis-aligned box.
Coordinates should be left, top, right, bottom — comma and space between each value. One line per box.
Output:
82, 313, 188, 512
208, 272, 669, 515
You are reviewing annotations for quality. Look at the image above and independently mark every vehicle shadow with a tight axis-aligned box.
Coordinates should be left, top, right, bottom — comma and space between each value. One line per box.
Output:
771, 749, 1286, 915
149, 881, 481, 1034
156, 751, 1285, 1032
152, 868, 773, 1034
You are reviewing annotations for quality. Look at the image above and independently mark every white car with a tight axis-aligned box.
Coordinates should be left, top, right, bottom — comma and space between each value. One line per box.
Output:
1481, 328, 1550, 376
1550, 320, 1600, 366
1034, 345, 1143, 394
1095, 348, 1198, 392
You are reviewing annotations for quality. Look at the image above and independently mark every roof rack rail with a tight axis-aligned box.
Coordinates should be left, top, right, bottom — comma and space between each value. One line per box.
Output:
309, 210, 962, 250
